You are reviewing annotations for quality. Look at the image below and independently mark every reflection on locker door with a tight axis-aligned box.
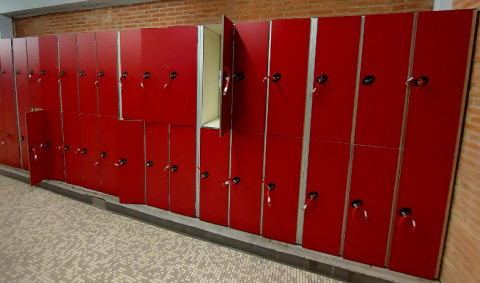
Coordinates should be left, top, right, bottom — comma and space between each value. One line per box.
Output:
170, 125, 196, 217
62, 112, 82, 186
310, 16, 361, 143
219, 16, 234, 137
80, 114, 101, 191
230, 131, 264, 235
200, 128, 229, 226
26, 111, 47, 186
302, 140, 350, 255
99, 116, 119, 196
145, 122, 169, 210
0, 111, 8, 165
96, 31, 118, 117
388, 150, 454, 279
43, 110, 64, 181
343, 145, 398, 267
404, 10, 475, 154
58, 34, 79, 113
232, 21, 269, 133
262, 135, 303, 244
117, 119, 144, 204
120, 29, 142, 120
77, 33, 98, 115
354, 13, 413, 148
266, 18, 310, 138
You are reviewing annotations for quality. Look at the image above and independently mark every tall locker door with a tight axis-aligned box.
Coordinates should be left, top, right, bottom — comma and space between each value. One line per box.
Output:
404, 10, 475, 154
354, 14, 413, 148
117, 119, 144, 204
199, 127, 229, 226
43, 110, 64, 181
343, 145, 398, 267
99, 116, 119, 196
266, 19, 310, 138
170, 125, 196, 217
232, 21, 269, 133
302, 140, 350, 255
58, 34, 79, 113
80, 114, 101, 191
0, 111, 7, 165
388, 150, 454, 279
39, 36, 60, 111
96, 31, 118, 118
26, 111, 47, 186
230, 131, 264, 235
262, 135, 303, 244
119, 29, 143, 120
77, 33, 98, 115
26, 37, 41, 108
219, 16, 234, 137
310, 17, 361, 143
166, 26, 197, 126
145, 123, 169, 210
62, 112, 82, 186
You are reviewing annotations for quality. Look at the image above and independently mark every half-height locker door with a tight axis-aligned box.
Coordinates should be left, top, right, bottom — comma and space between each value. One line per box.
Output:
26, 111, 47, 186
230, 131, 264, 235
62, 112, 82, 187
119, 29, 142, 120
26, 37, 41, 108
262, 135, 303, 244
354, 14, 414, 148
343, 145, 398, 267
77, 33, 98, 115
58, 34, 79, 113
232, 21, 269, 134
145, 123, 169, 210
99, 116, 119, 196
43, 110, 64, 181
266, 19, 310, 138
80, 114, 101, 192
302, 140, 350, 255
199, 127, 230, 226
170, 125, 196, 217
388, 150, 454, 279
219, 16, 234, 137
404, 10, 475, 154
96, 31, 118, 117
310, 16, 361, 143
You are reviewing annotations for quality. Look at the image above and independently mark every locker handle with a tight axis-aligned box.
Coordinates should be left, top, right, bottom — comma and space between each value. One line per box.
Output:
407, 76, 428, 89
94, 152, 107, 166
54, 64, 64, 84
223, 67, 231, 95
351, 200, 367, 222
141, 71, 156, 89
16, 70, 20, 75
119, 71, 130, 89
261, 180, 275, 206
222, 177, 240, 186
20, 136, 24, 141
79, 71, 85, 77
362, 75, 375, 85
263, 73, 281, 83
303, 191, 319, 210
312, 71, 327, 94
28, 70, 34, 78
58, 145, 69, 151
233, 72, 244, 81
1, 133, 10, 145
164, 65, 177, 89
30, 145, 38, 161
197, 166, 208, 178
94, 66, 104, 85
114, 159, 127, 166
39, 142, 50, 150
147, 161, 154, 167
171, 165, 178, 172
164, 165, 170, 171
399, 208, 416, 231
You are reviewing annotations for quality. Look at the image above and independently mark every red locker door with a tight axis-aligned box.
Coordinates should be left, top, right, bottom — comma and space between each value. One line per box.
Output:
43, 110, 64, 181
145, 123, 169, 210
267, 19, 310, 138
310, 17, 361, 143
77, 33, 98, 115
39, 36, 60, 111
199, 127, 229, 226
99, 116, 119, 196
26, 37, 41, 108
343, 145, 398, 267
58, 34, 79, 113
18, 107, 30, 170
404, 10, 475, 154
388, 150, 454, 279
219, 16, 234, 137
62, 112, 82, 186
13, 38, 30, 109
26, 111, 47, 186
262, 135, 303, 244
80, 114, 101, 191
120, 29, 143, 120
230, 131, 264, 235
354, 14, 413, 148
96, 31, 118, 118
232, 22, 269, 134
117, 119, 144, 204
170, 125, 196, 217
0, 111, 7, 165
302, 140, 350, 255
166, 26, 197, 126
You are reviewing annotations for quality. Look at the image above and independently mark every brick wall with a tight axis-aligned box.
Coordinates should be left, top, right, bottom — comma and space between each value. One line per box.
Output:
14, 0, 433, 37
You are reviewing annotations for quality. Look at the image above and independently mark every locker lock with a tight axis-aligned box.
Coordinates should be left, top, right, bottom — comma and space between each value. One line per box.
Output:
64, 145, 69, 151
100, 152, 106, 158
351, 199, 363, 208
147, 160, 154, 167
1, 69, 5, 74
121, 71, 128, 78
16, 70, 20, 75
115, 159, 127, 166
399, 207, 412, 216
232, 177, 241, 184
20, 136, 24, 141
303, 191, 319, 210
44, 142, 50, 148
234, 72, 244, 81
399, 207, 416, 231
413, 76, 428, 87
171, 165, 178, 172
201, 171, 209, 178
98, 71, 104, 77
170, 71, 177, 79
81, 149, 87, 154
362, 75, 375, 85
79, 71, 85, 77
40, 70, 46, 76
315, 74, 327, 84
143, 71, 151, 79
29, 70, 34, 75
272, 73, 281, 82
60, 70, 66, 76
266, 183, 275, 191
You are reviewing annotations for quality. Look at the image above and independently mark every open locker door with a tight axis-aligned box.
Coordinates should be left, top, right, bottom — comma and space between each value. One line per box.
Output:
219, 15, 234, 137
26, 111, 47, 186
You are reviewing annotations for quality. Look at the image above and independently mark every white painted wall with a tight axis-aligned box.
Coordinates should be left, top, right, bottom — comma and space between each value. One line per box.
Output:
434, 0, 453, 10
0, 15, 13, 39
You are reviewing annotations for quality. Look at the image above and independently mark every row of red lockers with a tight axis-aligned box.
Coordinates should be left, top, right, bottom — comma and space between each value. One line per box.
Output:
0, 10, 475, 280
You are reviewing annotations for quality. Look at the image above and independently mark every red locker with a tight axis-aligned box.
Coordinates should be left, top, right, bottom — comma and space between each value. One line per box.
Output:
388, 150, 454, 279
99, 116, 119, 196
119, 29, 142, 120
77, 33, 98, 115
354, 13, 414, 148
266, 19, 310, 138
219, 16, 234, 137
62, 112, 82, 187
170, 125, 196, 217
145, 123, 169, 210
199, 127, 230, 226
26, 37, 41, 108
26, 111, 47, 186
230, 131, 264, 235
0, 111, 7, 165
404, 10, 475, 154
343, 145, 398, 267
18, 107, 30, 170
58, 34, 79, 113
232, 22, 269, 134
80, 114, 101, 191
302, 140, 350, 255
43, 110, 64, 181
96, 31, 118, 118
310, 17, 361, 143
117, 119, 144, 204
262, 135, 303, 244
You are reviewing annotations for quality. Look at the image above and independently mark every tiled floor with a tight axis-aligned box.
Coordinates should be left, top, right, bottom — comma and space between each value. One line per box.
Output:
0, 175, 343, 283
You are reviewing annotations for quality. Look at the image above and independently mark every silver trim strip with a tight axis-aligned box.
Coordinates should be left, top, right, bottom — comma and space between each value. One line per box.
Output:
196, 26, 204, 218
11, 39, 23, 169
116, 31, 122, 120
